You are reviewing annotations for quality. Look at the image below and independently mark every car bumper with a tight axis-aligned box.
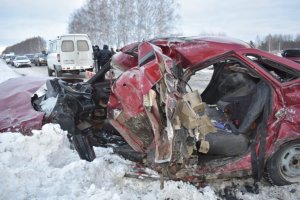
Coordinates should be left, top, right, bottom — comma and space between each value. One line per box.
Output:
15, 63, 31, 67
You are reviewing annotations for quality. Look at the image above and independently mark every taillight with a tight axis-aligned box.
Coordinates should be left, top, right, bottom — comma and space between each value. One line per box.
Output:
57, 54, 60, 62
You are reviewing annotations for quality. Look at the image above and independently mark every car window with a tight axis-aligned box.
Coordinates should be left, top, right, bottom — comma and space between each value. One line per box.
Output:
61, 40, 74, 52
25, 54, 34, 58
49, 41, 57, 53
246, 54, 299, 83
16, 56, 27, 60
77, 40, 89, 51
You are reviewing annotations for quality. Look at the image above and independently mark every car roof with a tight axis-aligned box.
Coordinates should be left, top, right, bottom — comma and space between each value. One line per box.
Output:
120, 36, 252, 68
156, 36, 252, 66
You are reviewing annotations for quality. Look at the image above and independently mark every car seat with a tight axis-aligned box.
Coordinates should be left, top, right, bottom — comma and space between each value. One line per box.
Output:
205, 81, 270, 156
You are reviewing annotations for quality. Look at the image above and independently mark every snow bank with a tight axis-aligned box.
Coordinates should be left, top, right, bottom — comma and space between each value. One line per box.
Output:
0, 59, 20, 83
1, 124, 299, 200
0, 124, 218, 200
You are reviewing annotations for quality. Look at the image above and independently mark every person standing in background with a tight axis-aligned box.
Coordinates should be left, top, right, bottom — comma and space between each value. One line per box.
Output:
96, 44, 112, 71
93, 45, 100, 72
110, 47, 116, 55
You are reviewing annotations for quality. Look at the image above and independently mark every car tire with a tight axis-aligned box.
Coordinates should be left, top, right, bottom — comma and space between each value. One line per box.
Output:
264, 140, 300, 185
47, 67, 53, 76
55, 69, 62, 77
72, 133, 96, 162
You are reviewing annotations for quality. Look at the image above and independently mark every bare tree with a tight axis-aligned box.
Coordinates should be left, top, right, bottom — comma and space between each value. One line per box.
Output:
2, 36, 46, 55
68, 0, 179, 48
257, 34, 300, 52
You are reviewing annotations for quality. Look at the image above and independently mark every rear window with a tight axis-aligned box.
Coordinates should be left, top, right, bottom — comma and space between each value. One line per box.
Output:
77, 40, 89, 51
61, 40, 74, 52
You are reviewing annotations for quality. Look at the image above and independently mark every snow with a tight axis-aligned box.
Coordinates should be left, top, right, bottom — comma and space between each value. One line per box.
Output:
0, 124, 218, 200
0, 59, 20, 82
1, 59, 300, 199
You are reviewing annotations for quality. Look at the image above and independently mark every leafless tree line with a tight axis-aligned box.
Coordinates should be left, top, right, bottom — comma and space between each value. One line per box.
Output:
2, 36, 46, 55
68, 0, 179, 48
254, 34, 300, 52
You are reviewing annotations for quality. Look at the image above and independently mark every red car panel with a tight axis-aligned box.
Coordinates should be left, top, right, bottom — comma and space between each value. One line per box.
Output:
0, 76, 46, 134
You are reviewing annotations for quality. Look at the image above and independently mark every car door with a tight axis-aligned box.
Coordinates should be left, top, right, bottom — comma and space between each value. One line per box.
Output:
75, 36, 93, 68
61, 36, 76, 68
235, 48, 300, 147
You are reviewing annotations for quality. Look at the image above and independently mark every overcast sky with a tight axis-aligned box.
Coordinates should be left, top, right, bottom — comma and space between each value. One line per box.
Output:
0, 0, 299, 53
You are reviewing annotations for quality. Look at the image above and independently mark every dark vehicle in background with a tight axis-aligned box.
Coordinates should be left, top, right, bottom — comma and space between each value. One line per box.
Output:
12, 56, 32, 68
282, 49, 300, 63
25, 54, 35, 63
7, 55, 16, 65
33, 53, 47, 66
4, 55, 13, 63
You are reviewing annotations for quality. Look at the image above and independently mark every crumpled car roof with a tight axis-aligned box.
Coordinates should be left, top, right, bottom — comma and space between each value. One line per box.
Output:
114, 36, 252, 71
0, 76, 46, 134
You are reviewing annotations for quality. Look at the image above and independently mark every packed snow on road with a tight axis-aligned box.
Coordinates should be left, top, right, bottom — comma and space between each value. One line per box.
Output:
0, 59, 299, 200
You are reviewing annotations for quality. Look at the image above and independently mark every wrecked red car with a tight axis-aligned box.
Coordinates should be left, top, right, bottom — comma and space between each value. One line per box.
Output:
2, 36, 300, 186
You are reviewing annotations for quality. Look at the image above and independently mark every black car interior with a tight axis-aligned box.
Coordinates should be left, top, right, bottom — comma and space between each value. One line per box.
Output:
184, 60, 271, 157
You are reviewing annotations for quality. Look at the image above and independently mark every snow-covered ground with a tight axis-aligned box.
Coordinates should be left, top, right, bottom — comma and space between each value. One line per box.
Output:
0, 59, 300, 200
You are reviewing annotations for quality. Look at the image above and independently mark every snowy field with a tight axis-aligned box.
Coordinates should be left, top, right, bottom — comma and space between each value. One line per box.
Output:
0, 59, 300, 200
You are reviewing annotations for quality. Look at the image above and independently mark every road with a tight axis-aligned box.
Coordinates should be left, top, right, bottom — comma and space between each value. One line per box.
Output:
0, 58, 212, 88
3, 60, 86, 79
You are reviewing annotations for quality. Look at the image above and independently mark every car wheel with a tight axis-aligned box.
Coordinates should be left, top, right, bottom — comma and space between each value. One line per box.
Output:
38, 62, 41, 66
55, 69, 62, 77
72, 133, 96, 162
47, 67, 53, 76
265, 140, 300, 185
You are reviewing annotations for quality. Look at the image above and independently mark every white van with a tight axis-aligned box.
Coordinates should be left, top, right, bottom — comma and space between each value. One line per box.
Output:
47, 34, 94, 77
